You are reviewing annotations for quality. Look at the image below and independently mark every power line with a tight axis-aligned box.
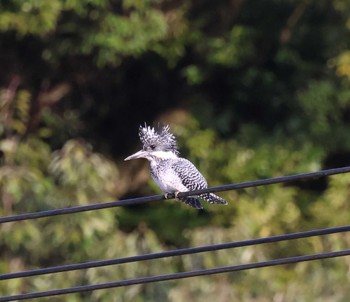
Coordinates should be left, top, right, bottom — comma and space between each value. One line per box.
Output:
1, 167, 350, 300
175, 165, 350, 197
0, 194, 164, 224
1, 224, 350, 281
1, 249, 349, 301
1, 166, 350, 224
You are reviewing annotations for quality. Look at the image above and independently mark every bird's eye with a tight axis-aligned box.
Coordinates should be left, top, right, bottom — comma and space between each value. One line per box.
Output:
150, 144, 156, 150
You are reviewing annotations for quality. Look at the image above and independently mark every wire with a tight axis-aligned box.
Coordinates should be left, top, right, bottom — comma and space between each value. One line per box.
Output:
1, 166, 350, 224
1, 249, 349, 301
1, 224, 350, 281
0, 194, 164, 224
175, 165, 350, 197
1, 167, 350, 299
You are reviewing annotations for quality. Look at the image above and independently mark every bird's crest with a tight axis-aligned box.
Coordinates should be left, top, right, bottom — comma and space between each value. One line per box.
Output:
139, 123, 179, 155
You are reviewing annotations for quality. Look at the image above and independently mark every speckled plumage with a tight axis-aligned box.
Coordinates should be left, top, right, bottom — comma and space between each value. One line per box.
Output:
125, 124, 227, 209
139, 124, 179, 156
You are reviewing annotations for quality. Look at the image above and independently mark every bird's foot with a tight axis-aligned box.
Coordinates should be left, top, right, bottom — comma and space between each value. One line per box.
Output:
164, 192, 177, 199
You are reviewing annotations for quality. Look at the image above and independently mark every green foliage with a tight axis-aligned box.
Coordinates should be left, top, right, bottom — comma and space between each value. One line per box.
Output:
0, 0, 173, 66
201, 26, 255, 67
0, 0, 62, 35
2, 0, 350, 301
297, 80, 350, 149
49, 139, 119, 204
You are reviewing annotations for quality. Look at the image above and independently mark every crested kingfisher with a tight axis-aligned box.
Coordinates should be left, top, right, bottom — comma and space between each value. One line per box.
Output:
124, 124, 227, 209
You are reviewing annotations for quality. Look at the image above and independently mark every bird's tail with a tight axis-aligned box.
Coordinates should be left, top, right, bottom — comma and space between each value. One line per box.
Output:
201, 193, 227, 205
177, 196, 203, 209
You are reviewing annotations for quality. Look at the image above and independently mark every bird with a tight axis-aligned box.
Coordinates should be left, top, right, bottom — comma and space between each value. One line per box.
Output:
124, 123, 228, 209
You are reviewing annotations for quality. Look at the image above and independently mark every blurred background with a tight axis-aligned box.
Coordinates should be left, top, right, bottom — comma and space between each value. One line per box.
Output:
1, 0, 350, 301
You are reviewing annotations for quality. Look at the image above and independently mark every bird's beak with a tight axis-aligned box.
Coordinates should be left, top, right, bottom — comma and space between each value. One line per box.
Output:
124, 150, 148, 161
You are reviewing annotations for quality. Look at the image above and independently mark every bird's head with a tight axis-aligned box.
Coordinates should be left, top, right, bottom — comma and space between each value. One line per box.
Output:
124, 124, 179, 161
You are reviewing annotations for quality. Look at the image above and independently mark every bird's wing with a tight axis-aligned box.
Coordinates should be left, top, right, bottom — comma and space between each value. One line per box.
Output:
171, 158, 208, 191
171, 158, 227, 208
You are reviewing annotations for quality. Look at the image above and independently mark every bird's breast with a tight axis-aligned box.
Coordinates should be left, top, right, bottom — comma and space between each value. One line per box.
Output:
150, 160, 187, 193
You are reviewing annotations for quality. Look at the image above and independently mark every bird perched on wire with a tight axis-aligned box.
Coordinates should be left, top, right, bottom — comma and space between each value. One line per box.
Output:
124, 123, 228, 209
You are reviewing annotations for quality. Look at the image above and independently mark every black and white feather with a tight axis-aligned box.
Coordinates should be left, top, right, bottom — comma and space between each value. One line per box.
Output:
125, 123, 227, 209
139, 124, 179, 155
